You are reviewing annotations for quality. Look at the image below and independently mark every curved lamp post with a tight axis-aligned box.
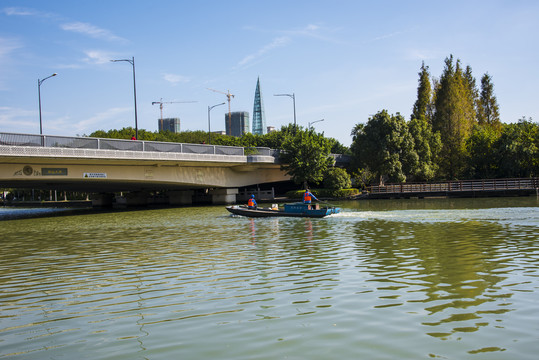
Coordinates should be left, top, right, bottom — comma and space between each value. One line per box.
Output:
38, 73, 57, 135
208, 102, 225, 144
274, 93, 296, 128
308, 118, 324, 129
111, 57, 138, 140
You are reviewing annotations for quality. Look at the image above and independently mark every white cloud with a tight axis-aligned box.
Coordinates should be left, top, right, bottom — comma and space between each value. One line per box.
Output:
282, 24, 344, 44
163, 73, 190, 85
75, 107, 131, 131
61, 22, 127, 42
366, 30, 404, 43
0, 106, 38, 132
83, 50, 117, 65
0, 37, 24, 90
406, 49, 441, 61
0, 37, 23, 60
237, 36, 291, 68
48, 107, 132, 134
2, 7, 54, 18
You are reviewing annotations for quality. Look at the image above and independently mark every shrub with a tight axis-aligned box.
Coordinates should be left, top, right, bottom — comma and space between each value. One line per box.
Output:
323, 168, 352, 189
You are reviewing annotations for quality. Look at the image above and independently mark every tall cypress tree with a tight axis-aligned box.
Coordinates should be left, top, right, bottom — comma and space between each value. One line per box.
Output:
464, 65, 479, 124
433, 55, 475, 179
411, 61, 432, 121
477, 73, 501, 129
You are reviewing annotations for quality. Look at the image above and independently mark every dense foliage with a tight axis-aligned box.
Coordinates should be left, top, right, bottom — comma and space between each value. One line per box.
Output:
351, 110, 418, 184
323, 167, 352, 190
350, 55, 538, 184
278, 126, 335, 189
87, 124, 348, 154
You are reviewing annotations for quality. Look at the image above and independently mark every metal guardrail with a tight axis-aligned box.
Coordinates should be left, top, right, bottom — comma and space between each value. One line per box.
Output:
369, 178, 539, 194
0, 132, 273, 157
0, 132, 354, 166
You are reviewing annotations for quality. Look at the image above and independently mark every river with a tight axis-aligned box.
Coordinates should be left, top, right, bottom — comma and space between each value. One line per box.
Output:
1, 197, 538, 359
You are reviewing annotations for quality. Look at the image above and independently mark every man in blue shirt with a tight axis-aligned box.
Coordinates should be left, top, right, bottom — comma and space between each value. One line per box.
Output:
248, 194, 257, 209
303, 189, 318, 204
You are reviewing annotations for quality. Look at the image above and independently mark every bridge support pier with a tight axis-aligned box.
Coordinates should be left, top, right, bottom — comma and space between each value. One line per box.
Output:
210, 188, 238, 204
168, 190, 194, 205
125, 191, 149, 206
92, 193, 114, 207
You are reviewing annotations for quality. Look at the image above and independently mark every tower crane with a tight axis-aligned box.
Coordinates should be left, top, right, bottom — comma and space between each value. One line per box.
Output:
207, 88, 235, 130
151, 98, 197, 121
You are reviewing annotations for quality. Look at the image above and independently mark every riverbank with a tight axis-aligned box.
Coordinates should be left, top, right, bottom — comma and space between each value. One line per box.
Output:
1, 200, 92, 208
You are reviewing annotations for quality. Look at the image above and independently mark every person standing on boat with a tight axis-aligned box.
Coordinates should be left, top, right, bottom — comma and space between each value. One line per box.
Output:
248, 194, 257, 209
303, 189, 318, 204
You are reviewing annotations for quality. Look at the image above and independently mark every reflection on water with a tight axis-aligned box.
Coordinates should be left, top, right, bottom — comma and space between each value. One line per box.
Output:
1, 197, 538, 359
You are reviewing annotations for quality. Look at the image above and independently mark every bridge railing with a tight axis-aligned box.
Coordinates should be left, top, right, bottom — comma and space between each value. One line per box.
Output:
369, 178, 539, 194
0, 132, 268, 158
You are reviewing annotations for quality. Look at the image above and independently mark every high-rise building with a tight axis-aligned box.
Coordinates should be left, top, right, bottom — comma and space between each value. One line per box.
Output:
252, 77, 266, 135
226, 112, 249, 137
158, 118, 180, 133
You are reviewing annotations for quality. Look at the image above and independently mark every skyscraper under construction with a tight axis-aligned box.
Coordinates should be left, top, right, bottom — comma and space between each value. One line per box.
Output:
252, 77, 266, 135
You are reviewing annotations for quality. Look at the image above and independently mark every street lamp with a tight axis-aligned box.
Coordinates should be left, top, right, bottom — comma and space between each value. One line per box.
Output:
208, 102, 225, 144
308, 118, 324, 129
38, 73, 57, 135
274, 93, 296, 128
111, 56, 138, 140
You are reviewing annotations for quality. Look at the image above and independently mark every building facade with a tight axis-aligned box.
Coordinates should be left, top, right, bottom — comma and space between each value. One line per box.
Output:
226, 112, 250, 137
252, 77, 266, 135
158, 118, 180, 133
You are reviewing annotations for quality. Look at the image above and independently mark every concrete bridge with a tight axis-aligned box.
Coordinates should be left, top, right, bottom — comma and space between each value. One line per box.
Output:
0, 132, 292, 206
0, 132, 350, 206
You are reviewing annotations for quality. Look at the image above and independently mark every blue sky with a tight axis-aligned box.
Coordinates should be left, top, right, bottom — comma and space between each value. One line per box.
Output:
1, 0, 538, 146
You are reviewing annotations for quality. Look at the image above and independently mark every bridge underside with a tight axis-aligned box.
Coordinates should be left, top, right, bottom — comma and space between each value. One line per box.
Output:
0, 161, 288, 193
0, 146, 291, 203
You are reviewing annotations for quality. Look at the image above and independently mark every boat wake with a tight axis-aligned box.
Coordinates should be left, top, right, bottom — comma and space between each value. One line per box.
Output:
332, 207, 539, 227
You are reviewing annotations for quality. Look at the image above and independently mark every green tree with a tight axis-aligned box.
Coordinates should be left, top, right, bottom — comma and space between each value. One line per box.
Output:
408, 116, 442, 181
477, 73, 501, 129
464, 65, 479, 121
279, 127, 334, 189
351, 110, 418, 184
465, 124, 500, 178
411, 61, 432, 121
433, 55, 476, 179
323, 167, 352, 190
496, 118, 539, 177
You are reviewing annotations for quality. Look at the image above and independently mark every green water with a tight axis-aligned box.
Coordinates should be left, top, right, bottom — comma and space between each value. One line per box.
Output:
1, 197, 538, 359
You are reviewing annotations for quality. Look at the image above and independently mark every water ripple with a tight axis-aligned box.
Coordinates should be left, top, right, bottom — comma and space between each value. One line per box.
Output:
1, 201, 538, 359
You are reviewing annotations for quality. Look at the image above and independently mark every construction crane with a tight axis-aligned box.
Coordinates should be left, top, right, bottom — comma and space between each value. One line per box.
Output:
151, 99, 197, 121
207, 88, 235, 131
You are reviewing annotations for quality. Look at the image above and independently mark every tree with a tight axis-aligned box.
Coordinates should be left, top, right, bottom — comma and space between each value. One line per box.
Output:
433, 55, 476, 179
477, 73, 501, 129
411, 61, 432, 121
351, 110, 418, 184
323, 167, 352, 189
496, 118, 539, 177
464, 65, 479, 122
408, 116, 441, 181
465, 125, 500, 178
279, 127, 334, 188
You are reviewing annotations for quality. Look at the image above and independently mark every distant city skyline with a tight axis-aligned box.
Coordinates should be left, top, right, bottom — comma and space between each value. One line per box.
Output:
0, 1, 538, 145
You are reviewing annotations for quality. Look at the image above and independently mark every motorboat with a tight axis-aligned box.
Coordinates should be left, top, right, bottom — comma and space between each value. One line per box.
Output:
226, 202, 340, 218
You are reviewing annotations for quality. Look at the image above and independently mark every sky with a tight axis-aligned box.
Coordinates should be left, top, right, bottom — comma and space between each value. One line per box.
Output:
1, 0, 538, 146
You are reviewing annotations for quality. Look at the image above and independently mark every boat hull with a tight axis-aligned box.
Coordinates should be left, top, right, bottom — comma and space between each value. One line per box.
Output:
226, 203, 340, 218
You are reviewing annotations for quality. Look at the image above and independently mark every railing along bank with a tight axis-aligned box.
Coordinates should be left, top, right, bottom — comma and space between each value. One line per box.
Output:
0, 132, 276, 157
369, 178, 539, 194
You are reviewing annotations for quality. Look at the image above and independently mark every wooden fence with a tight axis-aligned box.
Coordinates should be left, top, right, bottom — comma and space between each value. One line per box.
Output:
368, 178, 539, 195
